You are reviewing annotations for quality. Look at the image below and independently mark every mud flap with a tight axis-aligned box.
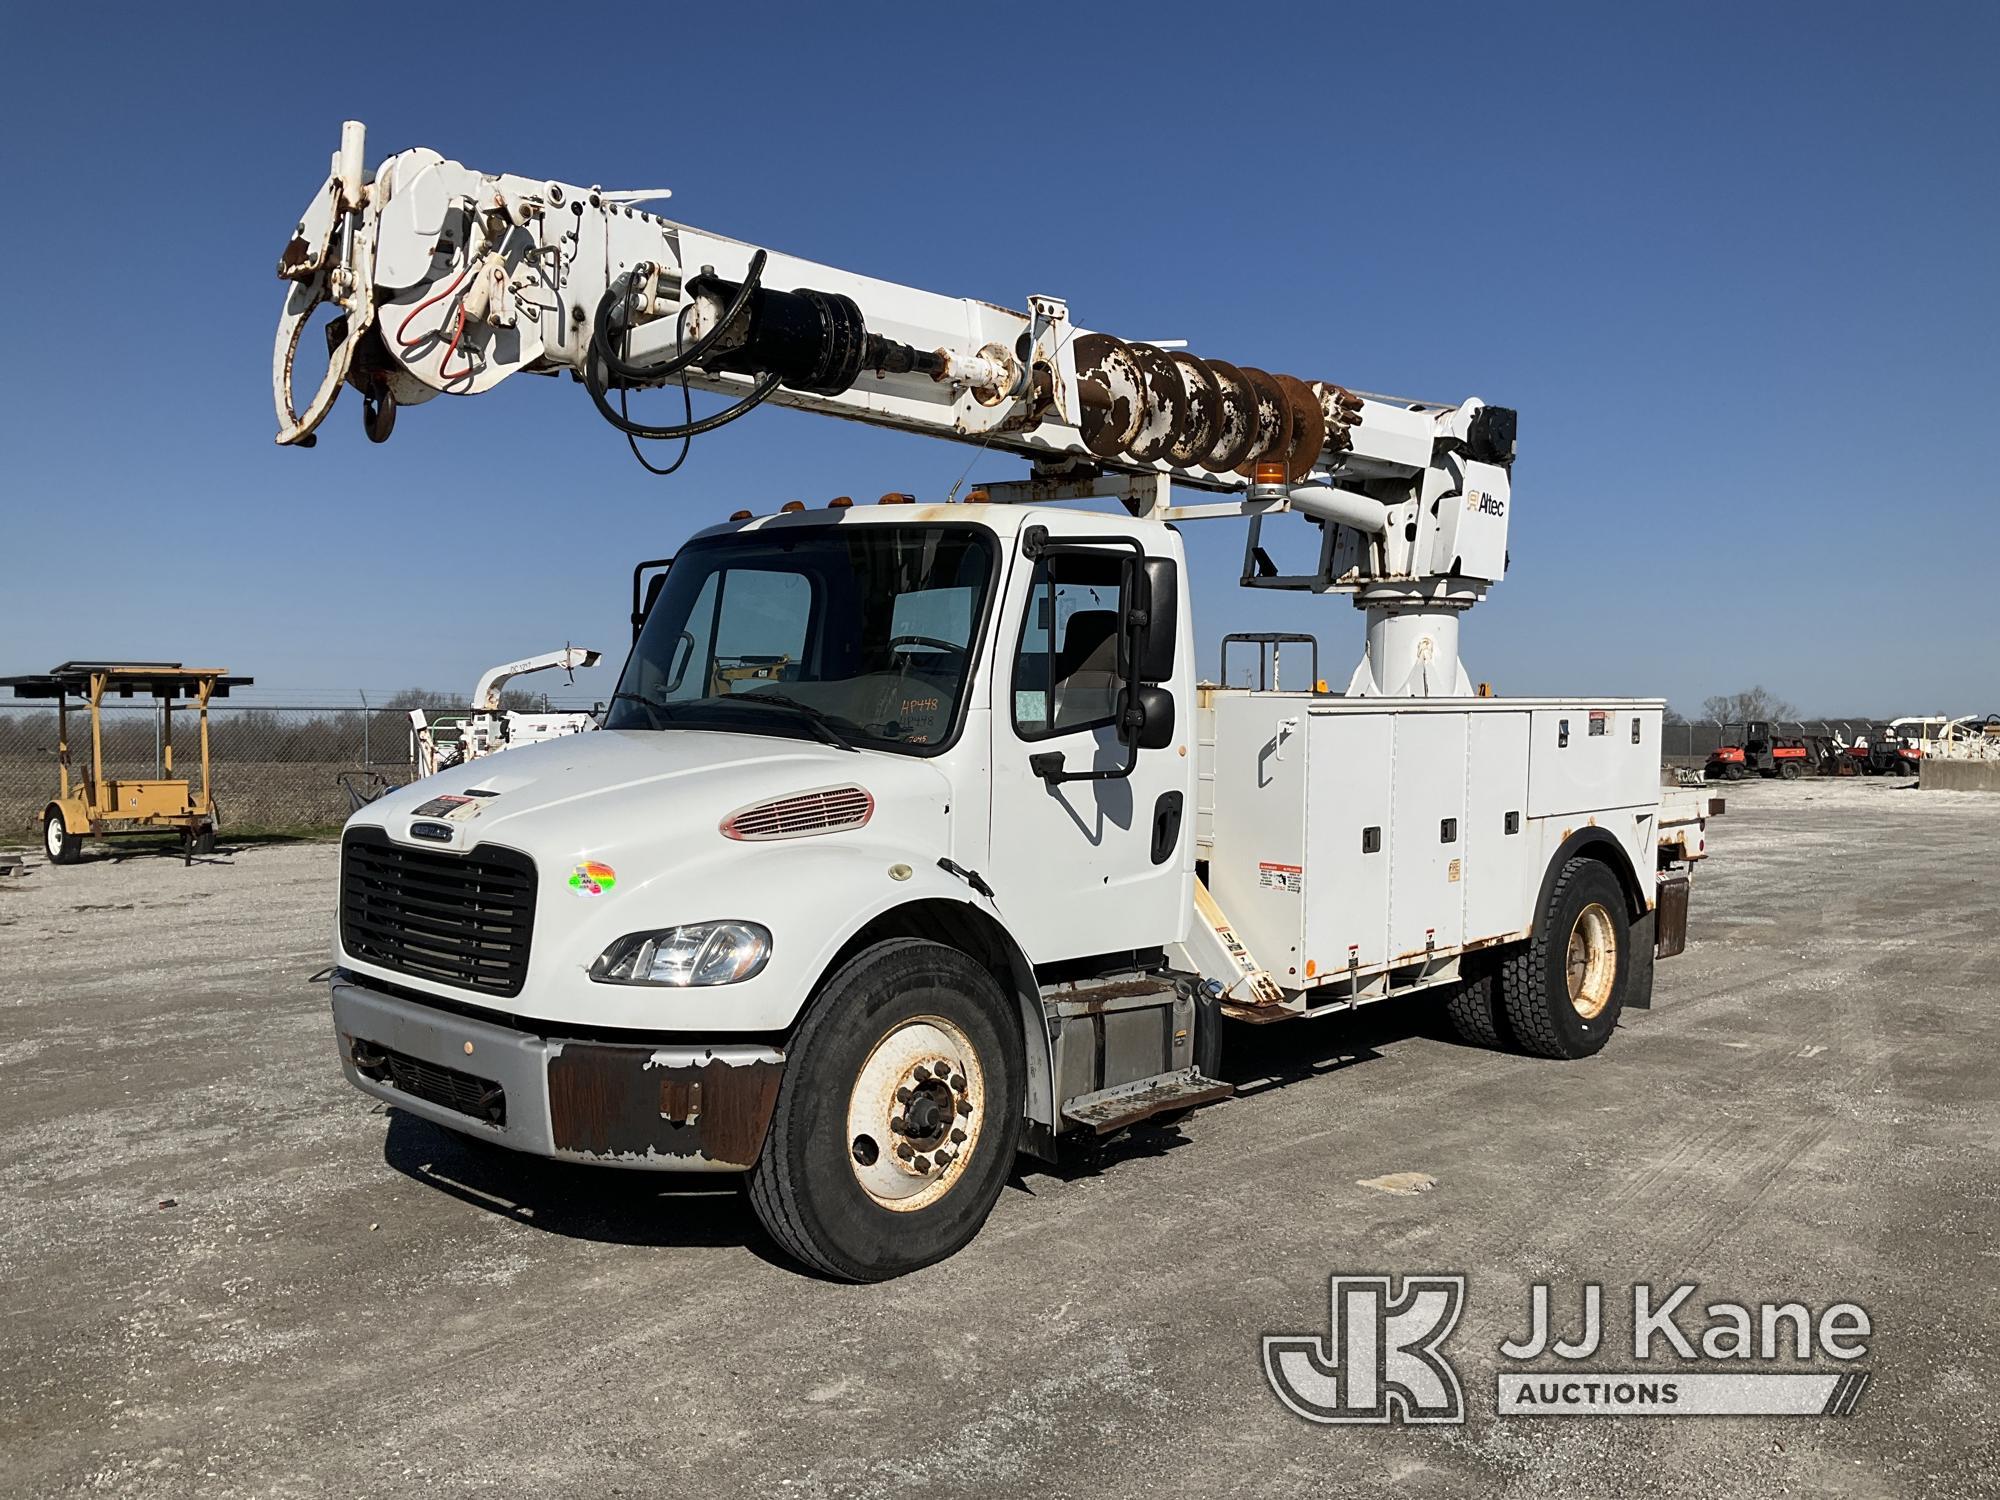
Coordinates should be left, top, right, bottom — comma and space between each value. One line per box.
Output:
1628, 910, 1657, 1010
1655, 872, 1690, 958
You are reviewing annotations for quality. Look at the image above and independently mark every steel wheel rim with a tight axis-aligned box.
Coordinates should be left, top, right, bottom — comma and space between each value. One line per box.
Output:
846, 1015, 985, 1212
45, 818, 63, 857
1566, 902, 1618, 1019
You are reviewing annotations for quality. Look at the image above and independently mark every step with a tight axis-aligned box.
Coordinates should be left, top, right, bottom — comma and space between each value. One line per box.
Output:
1060, 1070, 1235, 1135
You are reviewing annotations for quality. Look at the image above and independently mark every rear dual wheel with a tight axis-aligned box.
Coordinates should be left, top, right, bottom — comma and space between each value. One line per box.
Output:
1498, 856, 1632, 1059
748, 939, 1024, 1281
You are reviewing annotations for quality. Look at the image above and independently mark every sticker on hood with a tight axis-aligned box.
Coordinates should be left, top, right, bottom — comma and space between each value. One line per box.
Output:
412, 793, 489, 822
569, 861, 617, 896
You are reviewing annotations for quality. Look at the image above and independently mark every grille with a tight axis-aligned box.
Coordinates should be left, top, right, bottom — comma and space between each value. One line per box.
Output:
340, 827, 536, 997
353, 1038, 506, 1125
721, 785, 873, 841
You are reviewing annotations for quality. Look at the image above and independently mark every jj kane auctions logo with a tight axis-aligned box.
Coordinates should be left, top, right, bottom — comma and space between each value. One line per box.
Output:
1265, 1276, 1872, 1423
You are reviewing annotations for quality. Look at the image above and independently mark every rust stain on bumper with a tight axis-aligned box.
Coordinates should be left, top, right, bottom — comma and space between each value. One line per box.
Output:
548, 1046, 783, 1167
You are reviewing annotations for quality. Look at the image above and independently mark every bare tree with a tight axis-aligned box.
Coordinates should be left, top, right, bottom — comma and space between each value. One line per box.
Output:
1663, 705, 1689, 727
1700, 686, 1798, 724
381, 685, 549, 713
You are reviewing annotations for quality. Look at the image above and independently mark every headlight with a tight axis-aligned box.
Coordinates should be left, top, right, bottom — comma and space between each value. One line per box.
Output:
590, 922, 772, 987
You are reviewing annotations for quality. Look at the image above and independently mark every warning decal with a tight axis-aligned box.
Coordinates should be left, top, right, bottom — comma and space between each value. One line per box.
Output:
412, 794, 487, 822
1258, 862, 1304, 894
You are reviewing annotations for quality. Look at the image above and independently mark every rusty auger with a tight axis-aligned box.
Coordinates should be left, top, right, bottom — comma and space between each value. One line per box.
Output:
1072, 333, 1365, 481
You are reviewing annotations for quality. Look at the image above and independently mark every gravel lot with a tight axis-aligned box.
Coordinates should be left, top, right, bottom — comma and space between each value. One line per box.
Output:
2, 778, 1995, 1498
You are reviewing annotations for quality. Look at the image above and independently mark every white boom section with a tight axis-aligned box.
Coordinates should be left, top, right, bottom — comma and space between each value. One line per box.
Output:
472, 647, 601, 713
274, 122, 1519, 696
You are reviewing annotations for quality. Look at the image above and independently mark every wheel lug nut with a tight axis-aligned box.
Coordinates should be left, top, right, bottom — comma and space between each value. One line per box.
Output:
912, 1154, 931, 1172
934, 1149, 953, 1167
890, 1115, 907, 1134
896, 1142, 914, 1160
896, 1086, 913, 1104
956, 1098, 973, 1116
951, 1075, 967, 1093
949, 1128, 966, 1144
912, 1066, 931, 1083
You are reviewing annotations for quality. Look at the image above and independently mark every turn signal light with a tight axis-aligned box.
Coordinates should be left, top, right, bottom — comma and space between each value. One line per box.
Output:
1253, 460, 1288, 486
729, 509, 753, 521
828, 496, 853, 509
780, 500, 806, 513
878, 492, 915, 505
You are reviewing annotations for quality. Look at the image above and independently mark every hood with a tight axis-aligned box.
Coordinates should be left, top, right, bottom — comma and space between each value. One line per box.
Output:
353, 728, 949, 854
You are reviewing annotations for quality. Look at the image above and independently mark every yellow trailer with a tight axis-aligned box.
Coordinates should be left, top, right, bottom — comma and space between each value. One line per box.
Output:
2, 662, 253, 865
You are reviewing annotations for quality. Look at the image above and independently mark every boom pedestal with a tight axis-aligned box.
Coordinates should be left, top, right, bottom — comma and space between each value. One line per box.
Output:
1346, 583, 1483, 698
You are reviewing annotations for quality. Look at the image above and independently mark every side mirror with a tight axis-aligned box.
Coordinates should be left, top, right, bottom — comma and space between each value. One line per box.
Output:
631, 556, 673, 642
1119, 685, 1176, 750
1133, 558, 1178, 684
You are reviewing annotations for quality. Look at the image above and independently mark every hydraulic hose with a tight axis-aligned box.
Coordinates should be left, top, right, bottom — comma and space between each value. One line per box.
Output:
590, 249, 768, 386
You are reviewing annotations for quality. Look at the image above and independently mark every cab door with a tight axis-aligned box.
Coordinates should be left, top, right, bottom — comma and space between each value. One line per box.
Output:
985, 520, 1193, 965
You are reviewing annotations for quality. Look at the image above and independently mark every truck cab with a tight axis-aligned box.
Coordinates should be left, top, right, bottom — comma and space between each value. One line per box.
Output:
328, 499, 1689, 1280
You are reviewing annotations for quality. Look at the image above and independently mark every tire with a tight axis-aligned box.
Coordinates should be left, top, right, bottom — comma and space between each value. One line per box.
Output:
43, 807, 81, 865
1443, 967, 1506, 1048
190, 824, 217, 855
1779, 760, 1802, 780
1500, 856, 1631, 1059
748, 938, 1026, 1281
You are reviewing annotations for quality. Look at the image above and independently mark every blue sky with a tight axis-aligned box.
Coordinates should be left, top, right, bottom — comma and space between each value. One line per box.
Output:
3, 3, 1995, 716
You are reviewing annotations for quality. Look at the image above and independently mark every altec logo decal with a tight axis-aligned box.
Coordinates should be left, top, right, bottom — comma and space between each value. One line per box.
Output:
568, 861, 616, 896
1465, 489, 1506, 518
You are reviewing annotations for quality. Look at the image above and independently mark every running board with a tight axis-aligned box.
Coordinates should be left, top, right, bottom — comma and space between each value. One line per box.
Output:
1060, 1070, 1235, 1135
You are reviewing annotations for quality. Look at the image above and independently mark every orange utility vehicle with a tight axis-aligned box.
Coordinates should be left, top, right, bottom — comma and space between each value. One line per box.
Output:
1705, 721, 1812, 781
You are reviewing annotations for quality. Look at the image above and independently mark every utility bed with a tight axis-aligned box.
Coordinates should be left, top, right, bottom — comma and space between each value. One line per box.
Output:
1192, 691, 1670, 1006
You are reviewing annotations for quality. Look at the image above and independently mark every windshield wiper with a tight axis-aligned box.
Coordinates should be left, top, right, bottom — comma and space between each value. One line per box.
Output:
726, 691, 860, 752
607, 690, 672, 730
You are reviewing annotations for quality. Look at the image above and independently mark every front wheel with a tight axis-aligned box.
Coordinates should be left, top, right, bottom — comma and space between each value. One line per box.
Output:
1500, 856, 1632, 1059
43, 807, 82, 865
748, 939, 1025, 1281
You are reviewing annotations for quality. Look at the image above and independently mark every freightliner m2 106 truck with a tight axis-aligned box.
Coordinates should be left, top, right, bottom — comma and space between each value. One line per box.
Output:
277, 124, 1704, 1279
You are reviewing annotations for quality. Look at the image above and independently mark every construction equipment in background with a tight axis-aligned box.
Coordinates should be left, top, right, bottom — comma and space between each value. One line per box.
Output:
0, 662, 253, 865
1927, 713, 2000, 762
409, 647, 602, 776
1811, 733, 1862, 776
1846, 717, 1948, 776
1705, 721, 1813, 781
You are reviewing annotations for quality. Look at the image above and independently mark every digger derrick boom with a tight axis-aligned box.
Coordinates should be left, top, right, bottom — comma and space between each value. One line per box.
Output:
273, 122, 1518, 695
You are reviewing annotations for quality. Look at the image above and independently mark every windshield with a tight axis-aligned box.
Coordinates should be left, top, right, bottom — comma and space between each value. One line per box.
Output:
606, 523, 996, 753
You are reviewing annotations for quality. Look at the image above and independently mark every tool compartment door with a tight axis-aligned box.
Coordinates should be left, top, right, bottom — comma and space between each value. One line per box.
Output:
1302, 711, 1393, 975
1528, 706, 1660, 817
1387, 713, 1468, 961
1463, 711, 1532, 943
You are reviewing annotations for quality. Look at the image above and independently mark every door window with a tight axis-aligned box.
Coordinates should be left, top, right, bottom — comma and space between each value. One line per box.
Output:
1012, 554, 1124, 739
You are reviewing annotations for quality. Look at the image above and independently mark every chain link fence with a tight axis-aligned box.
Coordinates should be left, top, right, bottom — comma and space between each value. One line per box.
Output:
0, 703, 506, 838
1662, 718, 1888, 768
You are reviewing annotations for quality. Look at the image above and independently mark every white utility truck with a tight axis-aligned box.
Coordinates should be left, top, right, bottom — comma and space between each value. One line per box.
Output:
277, 124, 1703, 1280
408, 645, 603, 777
